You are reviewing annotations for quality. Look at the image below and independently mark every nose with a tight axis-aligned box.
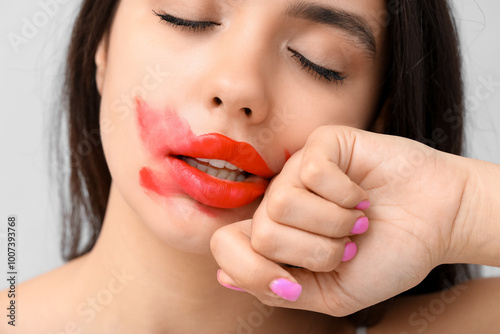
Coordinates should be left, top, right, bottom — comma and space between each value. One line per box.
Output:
200, 26, 272, 125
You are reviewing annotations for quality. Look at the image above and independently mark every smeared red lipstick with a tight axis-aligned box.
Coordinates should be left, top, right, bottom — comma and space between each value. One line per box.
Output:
136, 97, 274, 209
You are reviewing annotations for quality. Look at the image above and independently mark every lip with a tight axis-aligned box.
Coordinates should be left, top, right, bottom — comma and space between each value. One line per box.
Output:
166, 133, 274, 209
136, 97, 275, 209
167, 155, 270, 209
167, 133, 275, 179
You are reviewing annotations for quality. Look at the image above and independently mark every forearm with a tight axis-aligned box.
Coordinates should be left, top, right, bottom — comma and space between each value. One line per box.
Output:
447, 156, 500, 267
369, 277, 500, 334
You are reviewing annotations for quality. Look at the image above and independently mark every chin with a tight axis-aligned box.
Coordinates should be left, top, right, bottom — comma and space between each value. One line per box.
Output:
134, 190, 259, 255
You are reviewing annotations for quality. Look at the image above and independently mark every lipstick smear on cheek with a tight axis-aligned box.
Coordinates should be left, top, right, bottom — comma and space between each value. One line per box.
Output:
135, 97, 272, 210
136, 96, 189, 198
140, 168, 218, 217
139, 167, 175, 197
136, 97, 195, 157
137, 100, 219, 216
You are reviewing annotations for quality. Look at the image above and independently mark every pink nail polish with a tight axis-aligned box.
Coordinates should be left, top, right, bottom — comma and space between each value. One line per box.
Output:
217, 269, 245, 292
350, 217, 369, 235
269, 278, 302, 302
355, 200, 371, 210
342, 242, 357, 262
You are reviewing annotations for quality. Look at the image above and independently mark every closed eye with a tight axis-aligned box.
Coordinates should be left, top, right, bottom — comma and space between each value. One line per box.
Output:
289, 48, 347, 84
153, 10, 346, 85
153, 10, 220, 32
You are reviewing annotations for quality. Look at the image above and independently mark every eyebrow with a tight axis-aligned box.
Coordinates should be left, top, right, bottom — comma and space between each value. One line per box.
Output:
285, 1, 377, 57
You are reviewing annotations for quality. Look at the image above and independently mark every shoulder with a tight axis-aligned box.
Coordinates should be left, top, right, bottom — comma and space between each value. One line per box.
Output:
0, 255, 89, 333
370, 277, 500, 334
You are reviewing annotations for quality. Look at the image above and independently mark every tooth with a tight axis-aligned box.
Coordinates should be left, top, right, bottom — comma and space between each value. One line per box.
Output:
186, 158, 197, 168
208, 159, 227, 169
197, 158, 210, 163
206, 166, 219, 177
225, 162, 238, 170
187, 158, 249, 181
197, 164, 208, 173
216, 169, 230, 179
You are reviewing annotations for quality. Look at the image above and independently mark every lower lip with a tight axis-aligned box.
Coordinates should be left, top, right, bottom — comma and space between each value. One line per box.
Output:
142, 156, 269, 209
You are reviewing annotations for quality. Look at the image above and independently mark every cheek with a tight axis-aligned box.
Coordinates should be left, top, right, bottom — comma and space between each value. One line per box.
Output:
272, 84, 375, 153
98, 85, 260, 255
97, 103, 222, 255
277, 64, 378, 132
99, 95, 147, 209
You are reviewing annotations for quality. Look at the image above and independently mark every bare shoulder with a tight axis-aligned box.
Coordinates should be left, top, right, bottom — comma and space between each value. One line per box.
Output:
370, 277, 500, 334
0, 255, 89, 333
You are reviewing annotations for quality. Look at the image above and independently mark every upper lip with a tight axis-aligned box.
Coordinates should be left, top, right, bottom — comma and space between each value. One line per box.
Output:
166, 133, 275, 179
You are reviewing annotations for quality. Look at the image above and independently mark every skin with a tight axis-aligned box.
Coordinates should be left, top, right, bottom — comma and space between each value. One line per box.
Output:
94, 0, 388, 257
215, 126, 500, 319
0, 0, 388, 333
371, 277, 500, 333
2, 0, 499, 333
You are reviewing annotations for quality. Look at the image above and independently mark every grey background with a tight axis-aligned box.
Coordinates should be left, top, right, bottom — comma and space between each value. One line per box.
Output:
0, 1, 499, 289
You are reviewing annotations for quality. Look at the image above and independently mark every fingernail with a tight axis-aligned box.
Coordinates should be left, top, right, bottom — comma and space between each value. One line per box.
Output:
355, 200, 371, 210
342, 242, 357, 262
217, 269, 245, 292
350, 217, 369, 235
269, 278, 302, 302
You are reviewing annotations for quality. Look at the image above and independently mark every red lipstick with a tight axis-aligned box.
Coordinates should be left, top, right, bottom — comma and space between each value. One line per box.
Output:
136, 97, 275, 209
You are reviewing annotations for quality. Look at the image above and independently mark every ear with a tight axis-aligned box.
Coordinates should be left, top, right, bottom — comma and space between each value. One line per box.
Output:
95, 36, 109, 96
370, 98, 391, 133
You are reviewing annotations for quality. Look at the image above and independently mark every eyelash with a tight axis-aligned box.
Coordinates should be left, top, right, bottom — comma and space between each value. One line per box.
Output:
289, 49, 347, 84
153, 10, 347, 85
153, 10, 219, 32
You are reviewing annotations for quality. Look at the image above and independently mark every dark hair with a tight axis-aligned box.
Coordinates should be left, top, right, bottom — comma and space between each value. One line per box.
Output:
53, 0, 119, 259
52, 0, 473, 327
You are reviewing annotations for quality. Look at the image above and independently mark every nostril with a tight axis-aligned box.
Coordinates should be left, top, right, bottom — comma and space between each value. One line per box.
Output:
243, 108, 252, 116
213, 97, 223, 106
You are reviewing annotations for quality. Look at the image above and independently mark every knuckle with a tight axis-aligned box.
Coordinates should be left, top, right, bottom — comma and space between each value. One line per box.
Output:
323, 252, 342, 272
266, 188, 292, 221
300, 158, 324, 188
303, 240, 341, 272
326, 221, 344, 238
309, 125, 331, 142
336, 182, 361, 208
302, 256, 322, 272
210, 227, 228, 255
250, 225, 276, 256
326, 210, 355, 237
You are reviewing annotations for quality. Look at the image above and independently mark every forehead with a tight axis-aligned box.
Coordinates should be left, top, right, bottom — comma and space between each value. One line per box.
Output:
147, 0, 388, 43
119, 0, 389, 61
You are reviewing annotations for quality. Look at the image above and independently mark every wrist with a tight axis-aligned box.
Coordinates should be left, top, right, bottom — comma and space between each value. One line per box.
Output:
444, 156, 500, 266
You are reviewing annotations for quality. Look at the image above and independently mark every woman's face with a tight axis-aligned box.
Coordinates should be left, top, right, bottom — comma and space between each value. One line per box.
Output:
97, 0, 388, 253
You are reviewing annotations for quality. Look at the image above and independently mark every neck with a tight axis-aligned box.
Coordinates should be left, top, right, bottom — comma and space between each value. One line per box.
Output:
78, 183, 348, 333
80, 184, 271, 333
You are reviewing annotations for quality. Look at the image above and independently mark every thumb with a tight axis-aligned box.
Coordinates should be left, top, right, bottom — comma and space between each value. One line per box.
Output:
217, 258, 360, 317
211, 220, 302, 303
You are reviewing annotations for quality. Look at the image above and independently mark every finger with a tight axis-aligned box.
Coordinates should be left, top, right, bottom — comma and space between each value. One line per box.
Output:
253, 202, 358, 271
210, 220, 303, 302
265, 266, 367, 317
265, 185, 369, 238
300, 126, 369, 209
251, 213, 356, 272
218, 263, 365, 317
